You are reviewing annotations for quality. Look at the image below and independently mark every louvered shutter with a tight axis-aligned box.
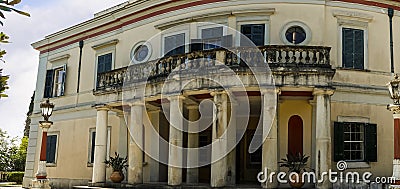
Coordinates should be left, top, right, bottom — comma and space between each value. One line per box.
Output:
342, 28, 354, 68
365, 123, 377, 162
334, 122, 344, 162
354, 29, 364, 69
46, 135, 57, 163
44, 69, 54, 98
60, 65, 66, 96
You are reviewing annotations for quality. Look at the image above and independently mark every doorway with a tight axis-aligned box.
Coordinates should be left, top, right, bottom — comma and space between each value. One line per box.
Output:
288, 115, 303, 155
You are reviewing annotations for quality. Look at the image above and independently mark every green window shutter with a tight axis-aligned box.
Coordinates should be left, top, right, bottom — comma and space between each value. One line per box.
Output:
342, 28, 354, 68
44, 69, 54, 98
365, 123, 377, 162
60, 64, 67, 96
46, 135, 57, 164
342, 28, 364, 69
354, 29, 364, 69
334, 122, 344, 162
97, 53, 112, 74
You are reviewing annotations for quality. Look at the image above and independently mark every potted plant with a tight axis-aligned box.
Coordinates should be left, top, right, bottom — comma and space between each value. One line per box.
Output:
104, 152, 128, 183
279, 153, 311, 188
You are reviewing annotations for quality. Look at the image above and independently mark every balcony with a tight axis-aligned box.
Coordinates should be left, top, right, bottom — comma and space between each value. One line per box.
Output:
94, 45, 335, 95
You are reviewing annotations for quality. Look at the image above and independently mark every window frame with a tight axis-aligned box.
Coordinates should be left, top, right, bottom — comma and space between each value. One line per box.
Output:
92, 41, 117, 89
161, 30, 189, 57
334, 121, 377, 163
87, 126, 111, 166
339, 26, 368, 70
237, 21, 269, 47
280, 21, 312, 45
46, 132, 59, 167
43, 64, 67, 99
130, 41, 152, 64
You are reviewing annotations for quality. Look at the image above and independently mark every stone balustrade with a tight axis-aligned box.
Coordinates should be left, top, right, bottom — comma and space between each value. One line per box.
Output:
95, 45, 332, 93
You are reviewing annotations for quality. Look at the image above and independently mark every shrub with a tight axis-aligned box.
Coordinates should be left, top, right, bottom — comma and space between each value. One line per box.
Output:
6, 171, 24, 184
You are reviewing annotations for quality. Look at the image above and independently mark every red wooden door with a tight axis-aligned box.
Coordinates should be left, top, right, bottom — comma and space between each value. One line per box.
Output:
288, 115, 303, 155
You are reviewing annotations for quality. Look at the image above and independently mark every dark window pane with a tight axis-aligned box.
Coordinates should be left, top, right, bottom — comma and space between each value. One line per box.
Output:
241, 24, 265, 46
90, 132, 96, 163
164, 33, 185, 56
97, 53, 112, 73
46, 135, 57, 163
202, 27, 223, 39
342, 28, 364, 69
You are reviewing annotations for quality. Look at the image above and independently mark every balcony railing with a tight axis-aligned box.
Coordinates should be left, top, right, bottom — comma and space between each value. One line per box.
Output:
95, 45, 332, 92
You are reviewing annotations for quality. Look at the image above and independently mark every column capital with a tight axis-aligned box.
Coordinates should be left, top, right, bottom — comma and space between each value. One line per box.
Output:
260, 88, 281, 95
389, 104, 400, 115
116, 112, 127, 117
210, 90, 227, 97
128, 101, 145, 107
39, 121, 53, 130
312, 88, 335, 96
93, 104, 111, 111
167, 95, 185, 101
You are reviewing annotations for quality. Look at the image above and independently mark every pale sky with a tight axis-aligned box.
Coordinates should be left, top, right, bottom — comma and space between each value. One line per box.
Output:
0, 0, 127, 138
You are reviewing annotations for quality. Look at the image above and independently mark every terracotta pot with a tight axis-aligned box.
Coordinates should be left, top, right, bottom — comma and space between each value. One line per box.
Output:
110, 171, 124, 183
289, 172, 304, 189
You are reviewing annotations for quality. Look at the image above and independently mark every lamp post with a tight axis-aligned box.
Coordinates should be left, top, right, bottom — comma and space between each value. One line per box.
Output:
388, 75, 400, 187
32, 99, 54, 189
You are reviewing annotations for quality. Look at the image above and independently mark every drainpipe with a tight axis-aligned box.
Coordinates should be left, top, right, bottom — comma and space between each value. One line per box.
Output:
77, 40, 84, 93
389, 7, 394, 73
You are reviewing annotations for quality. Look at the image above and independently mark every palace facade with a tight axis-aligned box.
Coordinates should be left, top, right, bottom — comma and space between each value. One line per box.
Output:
24, 0, 400, 188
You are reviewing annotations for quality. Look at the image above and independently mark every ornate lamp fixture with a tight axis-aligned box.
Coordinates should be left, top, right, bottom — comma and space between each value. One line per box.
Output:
40, 99, 54, 122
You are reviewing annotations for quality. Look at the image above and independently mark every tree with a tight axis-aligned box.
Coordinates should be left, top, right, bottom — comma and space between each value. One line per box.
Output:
0, 128, 15, 171
24, 92, 34, 137
10, 136, 27, 171
0, 129, 27, 171
0, 0, 29, 98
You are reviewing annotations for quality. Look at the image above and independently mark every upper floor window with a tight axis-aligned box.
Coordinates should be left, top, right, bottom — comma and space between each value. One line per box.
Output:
131, 42, 152, 64
44, 65, 66, 98
285, 26, 306, 45
164, 33, 185, 56
240, 24, 265, 46
201, 27, 223, 50
334, 121, 377, 162
97, 53, 112, 74
342, 28, 364, 70
46, 134, 58, 164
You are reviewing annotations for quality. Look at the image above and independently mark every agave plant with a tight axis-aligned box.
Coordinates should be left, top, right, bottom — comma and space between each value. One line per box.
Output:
104, 152, 128, 173
278, 153, 311, 173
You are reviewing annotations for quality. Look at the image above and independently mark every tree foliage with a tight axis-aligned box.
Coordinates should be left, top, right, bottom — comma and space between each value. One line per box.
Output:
24, 92, 34, 137
0, 0, 29, 98
0, 129, 28, 171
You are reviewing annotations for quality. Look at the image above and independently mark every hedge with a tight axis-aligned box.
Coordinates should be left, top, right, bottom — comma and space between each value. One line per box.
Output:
6, 172, 24, 184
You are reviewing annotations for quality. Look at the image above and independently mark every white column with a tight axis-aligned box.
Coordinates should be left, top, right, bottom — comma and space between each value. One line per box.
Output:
187, 105, 199, 183
210, 91, 228, 187
117, 112, 128, 158
261, 89, 279, 189
226, 102, 237, 185
168, 95, 184, 186
92, 105, 109, 183
313, 89, 334, 189
149, 109, 160, 182
128, 102, 144, 184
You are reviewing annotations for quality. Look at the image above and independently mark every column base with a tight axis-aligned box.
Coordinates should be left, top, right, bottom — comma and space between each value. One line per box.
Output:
31, 179, 50, 189
36, 161, 47, 179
